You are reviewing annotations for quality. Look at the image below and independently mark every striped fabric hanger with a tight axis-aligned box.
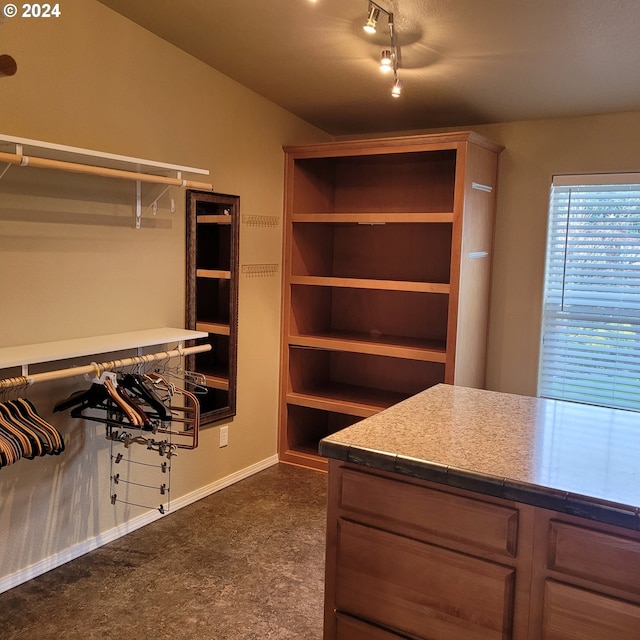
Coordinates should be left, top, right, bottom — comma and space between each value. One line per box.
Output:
0, 398, 64, 469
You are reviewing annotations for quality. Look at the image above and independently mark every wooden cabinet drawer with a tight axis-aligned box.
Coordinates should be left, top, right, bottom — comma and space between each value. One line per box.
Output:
334, 519, 515, 640
335, 612, 409, 639
548, 521, 640, 595
339, 467, 518, 557
542, 580, 640, 640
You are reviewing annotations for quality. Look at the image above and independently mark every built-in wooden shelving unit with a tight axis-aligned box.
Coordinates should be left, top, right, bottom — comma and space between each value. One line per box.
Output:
278, 132, 502, 470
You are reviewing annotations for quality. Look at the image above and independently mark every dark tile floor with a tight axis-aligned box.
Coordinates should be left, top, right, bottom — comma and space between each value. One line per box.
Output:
0, 464, 328, 640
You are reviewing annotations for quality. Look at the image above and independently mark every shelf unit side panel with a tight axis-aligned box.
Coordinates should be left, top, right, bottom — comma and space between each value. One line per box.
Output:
288, 345, 331, 394
290, 223, 336, 276
186, 193, 198, 332
289, 285, 334, 336
291, 157, 336, 213
444, 143, 469, 384
279, 155, 298, 458
455, 144, 500, 388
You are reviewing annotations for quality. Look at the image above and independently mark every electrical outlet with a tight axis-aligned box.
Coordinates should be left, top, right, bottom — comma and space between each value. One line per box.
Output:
219, 425, 229, 448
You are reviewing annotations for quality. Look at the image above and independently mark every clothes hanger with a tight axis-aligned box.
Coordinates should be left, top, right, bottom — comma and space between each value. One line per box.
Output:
53, 382, 112, 413
7, 400, 50, 455
0, 413, 22, 466
54, 370, 173, 433
12, 399, 64, 454
54, 382, 143, 430
0, 384, 64, 466
144, 374, 201, 449
103, 376, 144, 428
117, 373, 171, 421
0, 403, 36, 459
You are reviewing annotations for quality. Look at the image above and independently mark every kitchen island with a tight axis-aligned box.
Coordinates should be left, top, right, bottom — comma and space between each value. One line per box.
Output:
319, 384, 640, 640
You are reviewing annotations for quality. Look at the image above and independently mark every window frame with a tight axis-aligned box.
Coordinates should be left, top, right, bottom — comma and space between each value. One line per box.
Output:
538, 173, 640, 413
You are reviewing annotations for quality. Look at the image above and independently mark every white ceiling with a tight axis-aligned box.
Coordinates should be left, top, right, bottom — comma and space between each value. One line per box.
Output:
97, 0, 640, 136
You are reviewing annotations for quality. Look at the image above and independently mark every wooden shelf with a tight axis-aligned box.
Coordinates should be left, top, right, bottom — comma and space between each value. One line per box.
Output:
196, 269, 231, 280
280, 448, 329, 471
196, 321, 231, 336
202, 373, 230, 391
286, 386, 405, 417
197, 215, 232, 224
291, 212, 454, 223
289, 331, 447, 362
289, 275, 450, 294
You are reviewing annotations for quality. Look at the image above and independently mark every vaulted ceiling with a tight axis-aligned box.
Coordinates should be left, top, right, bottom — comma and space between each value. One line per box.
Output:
98, 0, 640, 136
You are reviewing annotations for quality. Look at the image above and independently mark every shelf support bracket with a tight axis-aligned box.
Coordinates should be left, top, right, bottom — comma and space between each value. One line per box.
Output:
135, 180, 142, 229
0, 143, 19, 183
0, 162, 11, 183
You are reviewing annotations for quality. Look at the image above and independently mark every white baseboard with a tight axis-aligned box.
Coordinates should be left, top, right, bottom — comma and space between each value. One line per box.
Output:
0, 454, 279, 594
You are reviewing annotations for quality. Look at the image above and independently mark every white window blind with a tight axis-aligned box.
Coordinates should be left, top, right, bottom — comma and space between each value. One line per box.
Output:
538, 174, 640, 412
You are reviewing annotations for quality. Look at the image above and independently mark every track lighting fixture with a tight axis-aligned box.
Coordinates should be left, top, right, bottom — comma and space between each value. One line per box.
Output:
363, 4, 380, 33
363, 1, 403, 98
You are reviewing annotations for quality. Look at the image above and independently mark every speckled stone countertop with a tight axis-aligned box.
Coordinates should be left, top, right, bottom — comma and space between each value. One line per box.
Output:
319, 384, 640, 531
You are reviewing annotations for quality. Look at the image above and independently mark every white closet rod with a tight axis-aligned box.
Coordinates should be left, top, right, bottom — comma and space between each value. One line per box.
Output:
0, 343, 211, 390
0, 151, 213, 191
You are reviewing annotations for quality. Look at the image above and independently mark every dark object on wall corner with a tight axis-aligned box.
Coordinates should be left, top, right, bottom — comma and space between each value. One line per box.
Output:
0, 55, 17, 77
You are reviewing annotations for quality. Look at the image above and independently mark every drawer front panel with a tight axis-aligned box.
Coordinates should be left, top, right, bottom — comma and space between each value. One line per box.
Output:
549, 521, 640, 595
335, 519, 515, 640
542, 580, 640, 640
335, 612, 408, 639
339, 467, 518, 557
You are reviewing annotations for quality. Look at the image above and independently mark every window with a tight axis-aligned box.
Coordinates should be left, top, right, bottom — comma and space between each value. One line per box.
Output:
538, 174, 640, 412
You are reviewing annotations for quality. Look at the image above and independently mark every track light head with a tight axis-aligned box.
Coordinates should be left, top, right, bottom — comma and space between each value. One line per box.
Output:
391, 78, 403, 98
363, 4, 380, 33
380, 50, 393, 72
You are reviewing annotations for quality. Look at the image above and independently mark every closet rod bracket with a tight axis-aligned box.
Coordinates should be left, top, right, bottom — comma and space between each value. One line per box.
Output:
134, 172, 184, 228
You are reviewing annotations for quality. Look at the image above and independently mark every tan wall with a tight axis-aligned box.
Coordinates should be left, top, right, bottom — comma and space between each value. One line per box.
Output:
0, 0, 329, 585
472, 112, 640, 395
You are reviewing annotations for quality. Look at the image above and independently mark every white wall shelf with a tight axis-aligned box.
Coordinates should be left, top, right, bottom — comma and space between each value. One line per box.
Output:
0, 133, 209, 176
0, 134, 213, 228
0, 327, 208, 370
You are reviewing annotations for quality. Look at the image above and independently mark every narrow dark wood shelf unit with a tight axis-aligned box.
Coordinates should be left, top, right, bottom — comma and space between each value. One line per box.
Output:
186, 190, 239, 424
